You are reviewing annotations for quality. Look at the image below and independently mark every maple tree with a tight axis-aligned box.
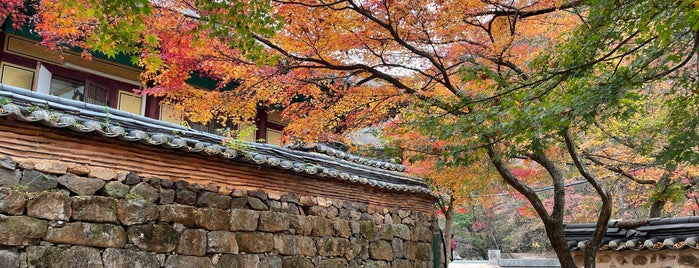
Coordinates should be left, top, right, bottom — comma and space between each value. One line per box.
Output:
5, 0, 699, 267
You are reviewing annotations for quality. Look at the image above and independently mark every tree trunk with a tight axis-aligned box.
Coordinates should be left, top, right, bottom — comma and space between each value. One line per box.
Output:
443, 204, 454, 267
649, 173, 671, 218
487, 145, 579, 268
648, 199, 665, 218
542, 220, 578, 268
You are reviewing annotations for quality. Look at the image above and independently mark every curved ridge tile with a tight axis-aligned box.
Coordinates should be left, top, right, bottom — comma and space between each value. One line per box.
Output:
0, 91, 433, 195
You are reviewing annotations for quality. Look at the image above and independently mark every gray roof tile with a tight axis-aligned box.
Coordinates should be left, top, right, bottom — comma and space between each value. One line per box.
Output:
0, 85, 431, 194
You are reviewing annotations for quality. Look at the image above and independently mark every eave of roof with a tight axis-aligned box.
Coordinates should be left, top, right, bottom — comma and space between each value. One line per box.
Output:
0, 85, 431, 195
564, 216, 699, 252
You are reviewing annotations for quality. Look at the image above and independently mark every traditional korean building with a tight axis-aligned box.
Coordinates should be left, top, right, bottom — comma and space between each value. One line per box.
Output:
0, 83, 438, 267
565, 217, 699, 267
0, 24, 288, 145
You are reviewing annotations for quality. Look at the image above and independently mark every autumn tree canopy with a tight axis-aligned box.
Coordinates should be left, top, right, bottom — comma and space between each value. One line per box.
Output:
4, 0, 699, 267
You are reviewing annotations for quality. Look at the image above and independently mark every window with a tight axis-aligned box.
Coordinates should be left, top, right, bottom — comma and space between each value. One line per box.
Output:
85, 80, 110, 106
118, 90, 144, 115
266, 129, 283, 146
239, 123, 257, 142
267, 111, 289, 125
1, 63, 34, 90
160, 103, 183, 125
49, 76, 85, 101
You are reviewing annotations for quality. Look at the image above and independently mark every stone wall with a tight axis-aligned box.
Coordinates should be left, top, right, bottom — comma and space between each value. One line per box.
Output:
0, 157, 436, 268
572, 249, 699, 268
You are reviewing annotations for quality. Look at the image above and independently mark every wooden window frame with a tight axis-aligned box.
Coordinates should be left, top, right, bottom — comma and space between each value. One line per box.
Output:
117, 90, 145, 116
0, 62, 35, 90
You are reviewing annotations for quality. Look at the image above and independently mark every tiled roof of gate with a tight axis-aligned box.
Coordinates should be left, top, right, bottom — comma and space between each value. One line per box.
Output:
564, 217, 699, 251
0, 85, 431, 194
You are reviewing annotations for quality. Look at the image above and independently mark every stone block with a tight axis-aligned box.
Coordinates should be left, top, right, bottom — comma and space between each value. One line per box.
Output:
176, 229, 207, 256
159, 204, 197, 227
280, 193, 299, 204
319, 258, 348, 268
0, 188, 25, 215
218, 185, 234, 196
299, 196, 316, 206
364, 260, 390, 268
369, 240, 393, 260
404, 241, 418, 260
289, 215, 313, 236
16, 161, 35, 172
26, 191, 71, 221
236, 232, 273, 253
350, 237, 369, 260
267, 191, 282, 200
248, 197, 268, 211
102, 248, 160, 268
416, 242, 431, 261
258, 212, 290, 232
260, 255, 282, 268
124, 172, 141, 185
377, 224, 394, 241
57, 173, 105, 196
360, 221, 378, 240
392, 259, 412, 268
67, 163, 90, 175
0, 216, 47, 246
311, 216, 335, 237
0, 169, 20, 187
230, 197, 248, 209
231, 189, 246, 197
0, 157, 16, 170
130, 182, 159, 203
196, 208, 229, 231
34, 160, 67, 174
90, 167, 117, 180
392, 224, 411, 241
45, 222, 126, 248
207, 231, 238, 254
116, 199, 159, 225
248, 189, 268, 200
392, 238, 404, 259
334, 219, 351, 238
282, 256, 313, 268
71, 196, 117, 223
269, 200, 282, 212
164, 255, 213, 268
27, 246, 103, 268
316, 236, 351, 257
174, 180, 191, 190
159, 189, 175, 204
101, 181, 130, 198
274, 234, 317, 256
148, 177, 161, 188
216, 254, 259, 268
20, 170, 57, 192
0, 248, 18, 268
176, 189, 197, 205
414, 226, 432, 242
371, 213, 384, 225
283, 203, 301, 215
160, 179, 174, 189
127, 224, 179, 253
229, 209, 259, 231
305, 206, 327, 217
197, 191, 231, 209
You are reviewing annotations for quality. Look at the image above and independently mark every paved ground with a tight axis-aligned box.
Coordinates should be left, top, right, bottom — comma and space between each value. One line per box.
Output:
449, 262, 501, 268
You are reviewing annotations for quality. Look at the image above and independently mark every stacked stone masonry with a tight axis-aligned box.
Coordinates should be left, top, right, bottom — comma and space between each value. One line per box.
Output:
0, 157, 436, 268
